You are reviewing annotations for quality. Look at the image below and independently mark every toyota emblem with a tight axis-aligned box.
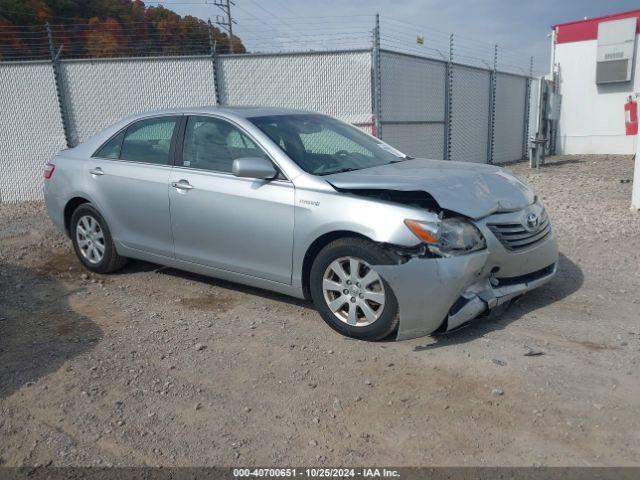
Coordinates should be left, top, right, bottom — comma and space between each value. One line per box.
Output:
525, 212, 540, 231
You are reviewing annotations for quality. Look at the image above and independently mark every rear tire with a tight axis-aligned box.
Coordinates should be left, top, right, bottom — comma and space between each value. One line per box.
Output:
70, 203, 128, 274
310, 237, 399, 341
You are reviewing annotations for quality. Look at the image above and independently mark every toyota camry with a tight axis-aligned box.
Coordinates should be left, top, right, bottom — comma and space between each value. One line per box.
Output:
44, 107, 558, 341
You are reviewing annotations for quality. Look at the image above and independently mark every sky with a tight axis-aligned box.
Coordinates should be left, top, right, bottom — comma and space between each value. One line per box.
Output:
154, 0, 640, 74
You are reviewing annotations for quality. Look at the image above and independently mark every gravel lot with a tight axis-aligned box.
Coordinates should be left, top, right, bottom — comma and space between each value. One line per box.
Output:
1, 154, 639, 467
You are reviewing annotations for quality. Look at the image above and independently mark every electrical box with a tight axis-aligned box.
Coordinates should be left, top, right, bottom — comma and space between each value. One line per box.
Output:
596, 17, 637, 84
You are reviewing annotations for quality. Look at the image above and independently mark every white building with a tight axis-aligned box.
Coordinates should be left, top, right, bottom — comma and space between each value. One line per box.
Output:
552, 9, 640, 154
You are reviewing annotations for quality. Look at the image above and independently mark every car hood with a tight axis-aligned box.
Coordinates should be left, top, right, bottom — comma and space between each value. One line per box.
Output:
324, 158, 535, 219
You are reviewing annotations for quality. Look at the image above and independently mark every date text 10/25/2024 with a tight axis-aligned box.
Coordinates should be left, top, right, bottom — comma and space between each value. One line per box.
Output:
233, 468, 401, 478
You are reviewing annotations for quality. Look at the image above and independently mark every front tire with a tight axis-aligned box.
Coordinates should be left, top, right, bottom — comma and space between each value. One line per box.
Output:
70, 203, 127, 274
310, 237, 399, 341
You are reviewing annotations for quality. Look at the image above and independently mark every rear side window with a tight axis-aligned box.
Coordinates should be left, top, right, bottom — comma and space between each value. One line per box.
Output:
94, 131, 124, 159
120, 117, 178, 164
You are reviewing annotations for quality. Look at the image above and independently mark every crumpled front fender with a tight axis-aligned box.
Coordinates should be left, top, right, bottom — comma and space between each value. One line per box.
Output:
373, 252, 490, 340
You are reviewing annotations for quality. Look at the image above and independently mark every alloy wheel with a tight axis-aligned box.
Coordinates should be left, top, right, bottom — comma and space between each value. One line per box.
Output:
76, 215, 105, 265
322, 256, 386, 327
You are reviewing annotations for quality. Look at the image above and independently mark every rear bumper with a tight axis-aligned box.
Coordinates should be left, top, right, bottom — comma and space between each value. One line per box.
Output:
374, 228, 558, 341
43, 182, 66, 234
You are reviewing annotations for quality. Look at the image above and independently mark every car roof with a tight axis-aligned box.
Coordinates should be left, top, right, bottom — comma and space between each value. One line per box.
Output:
132, 106, 314, 119
69, 106, 323, 158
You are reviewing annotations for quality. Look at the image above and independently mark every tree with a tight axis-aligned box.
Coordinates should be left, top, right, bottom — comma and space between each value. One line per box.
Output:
0, 0, 245, 59
84, 16, 123, 57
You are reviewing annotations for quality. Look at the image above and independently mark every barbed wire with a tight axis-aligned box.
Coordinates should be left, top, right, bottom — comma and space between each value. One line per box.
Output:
0, 10, 542, 75
378, 16, 539, 76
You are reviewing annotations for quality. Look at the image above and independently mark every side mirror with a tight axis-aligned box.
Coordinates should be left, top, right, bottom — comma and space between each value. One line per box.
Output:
232, 157, 278, 180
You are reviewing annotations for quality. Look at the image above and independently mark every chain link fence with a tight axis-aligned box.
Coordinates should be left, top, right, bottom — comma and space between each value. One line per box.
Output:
217, 50, 373, 129
448, 65, 492, 163
0, 16, 539, 203
493, 72, 528, 164
60, 56, 218, 146
378, 51, 447, 160
0, 61, 67, 202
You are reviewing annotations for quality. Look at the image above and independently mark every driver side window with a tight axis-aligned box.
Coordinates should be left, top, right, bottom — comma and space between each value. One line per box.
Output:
181, 116, 269, 173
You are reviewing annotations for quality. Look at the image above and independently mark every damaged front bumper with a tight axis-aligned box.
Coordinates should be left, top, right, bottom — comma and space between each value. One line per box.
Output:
374, 231, 558, 341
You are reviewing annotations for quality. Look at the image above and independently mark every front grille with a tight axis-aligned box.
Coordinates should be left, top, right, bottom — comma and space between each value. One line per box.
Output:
487, 209, 551, 251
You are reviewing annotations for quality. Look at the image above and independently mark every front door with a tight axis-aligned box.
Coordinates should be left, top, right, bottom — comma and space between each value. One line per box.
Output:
169, 115, 295, 284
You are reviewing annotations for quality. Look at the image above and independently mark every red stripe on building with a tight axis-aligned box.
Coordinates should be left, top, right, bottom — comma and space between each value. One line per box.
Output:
554, 9, 640, 44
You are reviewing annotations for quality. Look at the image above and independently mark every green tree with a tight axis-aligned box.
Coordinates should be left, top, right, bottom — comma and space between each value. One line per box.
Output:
0, 0, 245, 59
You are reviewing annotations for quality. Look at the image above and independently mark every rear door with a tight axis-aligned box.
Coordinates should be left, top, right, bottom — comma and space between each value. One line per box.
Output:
168, 115, 295, 284
88, 115, 179, 257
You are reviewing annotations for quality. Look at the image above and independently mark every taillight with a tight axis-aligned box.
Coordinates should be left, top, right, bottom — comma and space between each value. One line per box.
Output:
44, 163, 55, 179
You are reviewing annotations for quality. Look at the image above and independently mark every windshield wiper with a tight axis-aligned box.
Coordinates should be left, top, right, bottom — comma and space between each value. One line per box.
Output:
319, 167, 360, 175
390, 156, 414, 163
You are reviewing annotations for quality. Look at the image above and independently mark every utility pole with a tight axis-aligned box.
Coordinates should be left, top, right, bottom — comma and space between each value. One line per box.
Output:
213, 0, 236, 54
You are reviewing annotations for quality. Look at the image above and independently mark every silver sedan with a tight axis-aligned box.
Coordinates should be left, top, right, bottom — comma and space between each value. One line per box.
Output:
44, 107, 558, 341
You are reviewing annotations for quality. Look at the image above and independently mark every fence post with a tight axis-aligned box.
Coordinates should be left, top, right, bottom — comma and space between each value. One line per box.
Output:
550, 66, 559, 155
372, 13, 382, 138
486, 44, 498, 164
46, 22, 71, 148
444, 33, 454, 160
208, 20, 223, 106
522, 56, 534, 161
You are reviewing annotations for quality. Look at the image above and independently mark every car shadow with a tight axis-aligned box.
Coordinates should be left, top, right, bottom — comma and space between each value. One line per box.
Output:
117, 253, 584, 351
0, 263, 102, 399
119, 254, 582, 348
413, 253, 583, 350
120, 259, 313, 309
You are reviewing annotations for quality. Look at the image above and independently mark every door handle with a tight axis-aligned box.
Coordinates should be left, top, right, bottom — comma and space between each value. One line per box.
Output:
171, 180, 194, 191
89, 167, 104, 176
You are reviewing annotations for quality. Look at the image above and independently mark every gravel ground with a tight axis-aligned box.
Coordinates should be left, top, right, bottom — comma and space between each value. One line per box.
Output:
0, 154, 639, 467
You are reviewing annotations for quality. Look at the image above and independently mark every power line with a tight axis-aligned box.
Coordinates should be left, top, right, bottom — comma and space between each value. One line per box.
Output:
243, 0, 296, 30
231, 2, 299, 52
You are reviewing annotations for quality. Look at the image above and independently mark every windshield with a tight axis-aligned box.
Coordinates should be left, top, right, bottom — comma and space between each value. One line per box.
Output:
248, 114, 409, 175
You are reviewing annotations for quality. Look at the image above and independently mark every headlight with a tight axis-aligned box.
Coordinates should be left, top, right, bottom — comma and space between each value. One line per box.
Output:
404, 217, 486, 256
